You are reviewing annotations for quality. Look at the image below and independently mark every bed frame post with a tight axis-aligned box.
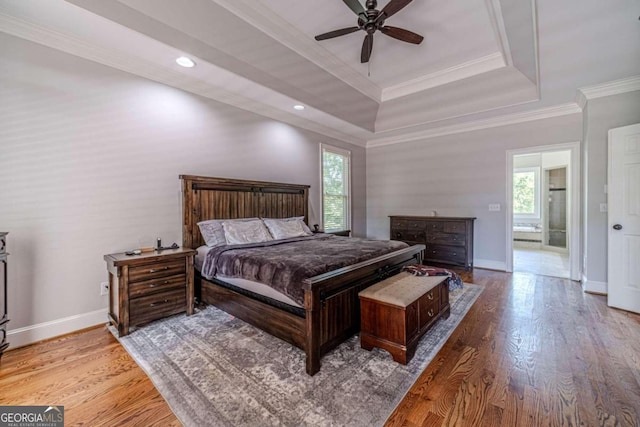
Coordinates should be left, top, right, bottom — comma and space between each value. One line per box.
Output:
304, 290, 321, 375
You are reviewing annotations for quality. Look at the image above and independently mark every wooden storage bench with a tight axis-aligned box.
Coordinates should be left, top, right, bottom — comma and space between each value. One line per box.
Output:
359, 272, 450, 364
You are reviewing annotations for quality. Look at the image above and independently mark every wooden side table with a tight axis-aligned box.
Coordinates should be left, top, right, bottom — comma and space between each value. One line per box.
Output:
104, 247, 196, 336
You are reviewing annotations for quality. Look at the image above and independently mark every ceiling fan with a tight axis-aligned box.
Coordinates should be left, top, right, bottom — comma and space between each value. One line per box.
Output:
314, 0, 424, 63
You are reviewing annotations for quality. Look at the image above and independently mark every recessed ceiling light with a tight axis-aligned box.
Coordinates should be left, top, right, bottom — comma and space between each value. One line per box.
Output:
293, 105, 305, 111
176, 56, 195, 68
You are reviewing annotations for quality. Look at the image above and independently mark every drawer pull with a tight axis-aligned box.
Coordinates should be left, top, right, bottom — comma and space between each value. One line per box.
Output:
453, 253, 457, 256
432, 250, 436, 254
148, 267, 169, 273
148, 280, 170, 288
149, 299, 170, 307
428, 309, 434, 317
427, 292, 434, 300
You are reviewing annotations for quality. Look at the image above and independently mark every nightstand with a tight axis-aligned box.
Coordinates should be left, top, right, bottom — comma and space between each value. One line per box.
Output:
104, 247, 196, 336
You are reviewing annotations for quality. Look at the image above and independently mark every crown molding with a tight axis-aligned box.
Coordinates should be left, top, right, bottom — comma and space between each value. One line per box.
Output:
367, 102, 582, 147
0, 10, 368, 147
381, 52, 506, 101
575, 90, 588, 110
578, 75, 640, 101
210, 0, 383, 102
484, 0, 513, 67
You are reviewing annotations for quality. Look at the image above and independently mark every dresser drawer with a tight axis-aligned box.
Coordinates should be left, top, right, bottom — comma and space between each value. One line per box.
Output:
424, 221, 443, 232
443, 221, 466, 234
129, 274, 186, 298
425, 244, 466, 263
392, 229, 426, 242
130, 288, 186, 326
128, 259, 186, 283
391, 219, 426, 230
426, 232, 466, 246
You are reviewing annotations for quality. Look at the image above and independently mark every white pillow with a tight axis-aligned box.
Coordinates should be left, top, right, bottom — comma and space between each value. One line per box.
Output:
222, 219, 273, 245
263, 217, 313, 240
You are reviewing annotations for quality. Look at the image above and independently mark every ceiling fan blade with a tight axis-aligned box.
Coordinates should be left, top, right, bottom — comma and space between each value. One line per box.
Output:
361, 33, 373, 63
380, 26, 423, 44
315, 27, 360, 41
377, 0, 413, 21
342, 0, 365, 17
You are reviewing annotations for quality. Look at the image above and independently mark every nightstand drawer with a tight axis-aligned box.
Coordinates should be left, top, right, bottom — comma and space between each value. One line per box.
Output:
130, 288, 186, 326
129, 259, 185, 282
129, 274, 186, 298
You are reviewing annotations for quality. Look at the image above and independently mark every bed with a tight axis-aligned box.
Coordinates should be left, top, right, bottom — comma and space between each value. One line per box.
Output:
180, 175, 425, 375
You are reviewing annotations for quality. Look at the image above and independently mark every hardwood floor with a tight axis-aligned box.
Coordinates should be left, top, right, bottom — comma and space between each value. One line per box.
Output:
387, 269, 640, 427
1, 269, 638, 426
0, 325, 180, 426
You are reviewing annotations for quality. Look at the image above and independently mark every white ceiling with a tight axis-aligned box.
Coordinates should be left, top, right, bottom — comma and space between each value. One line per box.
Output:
0, 0, 638, 146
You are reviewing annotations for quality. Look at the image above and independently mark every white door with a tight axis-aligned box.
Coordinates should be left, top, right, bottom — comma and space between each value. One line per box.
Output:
608, 123, 640, 313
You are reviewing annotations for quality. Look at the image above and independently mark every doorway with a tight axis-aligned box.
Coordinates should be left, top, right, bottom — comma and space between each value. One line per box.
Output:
506, 143, 581, 280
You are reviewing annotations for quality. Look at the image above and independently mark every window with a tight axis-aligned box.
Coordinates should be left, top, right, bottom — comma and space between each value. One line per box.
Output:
513, 167, 540, 218
321, 144, 351, 231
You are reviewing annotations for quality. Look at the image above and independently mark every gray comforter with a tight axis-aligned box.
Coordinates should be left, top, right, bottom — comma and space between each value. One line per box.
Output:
201, 234, 409, 306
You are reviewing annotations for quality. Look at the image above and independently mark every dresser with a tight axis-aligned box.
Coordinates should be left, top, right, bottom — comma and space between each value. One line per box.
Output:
104, 247, 196, 336
0, 232, 8, 360
390, 216, 476, 270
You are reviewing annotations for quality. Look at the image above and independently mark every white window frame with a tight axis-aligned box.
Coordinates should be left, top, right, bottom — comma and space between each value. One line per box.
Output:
513, 166, 541, 219
320, 144, 351, 232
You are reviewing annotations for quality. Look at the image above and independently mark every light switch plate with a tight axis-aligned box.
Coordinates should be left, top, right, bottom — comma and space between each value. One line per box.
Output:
489, 204, 501, 212
599, 203, 607, 213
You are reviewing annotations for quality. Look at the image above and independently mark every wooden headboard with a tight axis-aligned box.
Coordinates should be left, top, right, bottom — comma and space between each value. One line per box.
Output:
180, 175, 310, 249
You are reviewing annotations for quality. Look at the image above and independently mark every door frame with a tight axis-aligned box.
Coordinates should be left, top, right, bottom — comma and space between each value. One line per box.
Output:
505, 142, 581, 280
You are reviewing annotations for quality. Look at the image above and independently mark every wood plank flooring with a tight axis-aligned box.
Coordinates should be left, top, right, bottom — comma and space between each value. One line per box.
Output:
1, 269, 639, 426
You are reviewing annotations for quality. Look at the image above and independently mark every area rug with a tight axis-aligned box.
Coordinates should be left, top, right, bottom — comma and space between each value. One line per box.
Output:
116, 284, 483, 427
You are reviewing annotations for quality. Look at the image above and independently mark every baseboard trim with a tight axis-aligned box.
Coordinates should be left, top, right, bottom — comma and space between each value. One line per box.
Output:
7, 308, 108, 349
474, 259, 507, 271
581, 275, 608, 294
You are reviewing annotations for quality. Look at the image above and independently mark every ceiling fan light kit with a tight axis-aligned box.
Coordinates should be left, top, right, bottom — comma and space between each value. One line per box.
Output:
315, 0, 424, 63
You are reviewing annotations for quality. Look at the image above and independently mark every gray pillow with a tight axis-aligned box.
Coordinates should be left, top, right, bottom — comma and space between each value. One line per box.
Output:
197, 217, 258, 247
263, 217, 313, 240
222, 219, 273, 244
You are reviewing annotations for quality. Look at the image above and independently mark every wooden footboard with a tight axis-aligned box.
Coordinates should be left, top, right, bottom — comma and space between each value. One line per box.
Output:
302, 244, 424, 375
199, 244, 424, 375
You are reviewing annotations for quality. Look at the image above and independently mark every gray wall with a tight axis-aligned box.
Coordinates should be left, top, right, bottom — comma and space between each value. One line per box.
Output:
0, 34, 366, 334
583, 90, 640, 287
366, 114, 583, 268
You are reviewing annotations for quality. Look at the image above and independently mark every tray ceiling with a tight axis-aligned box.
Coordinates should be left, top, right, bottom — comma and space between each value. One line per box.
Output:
1, 0, 638, 146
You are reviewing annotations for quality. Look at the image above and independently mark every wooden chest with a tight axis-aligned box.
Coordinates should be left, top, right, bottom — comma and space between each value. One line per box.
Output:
359, 272, 450, 364
390, 216, 475, 270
